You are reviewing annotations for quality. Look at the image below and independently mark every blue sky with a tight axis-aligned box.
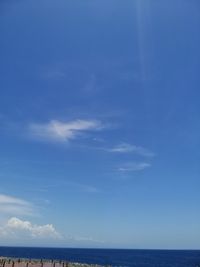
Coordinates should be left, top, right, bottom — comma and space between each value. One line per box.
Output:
0, 0, 200, 249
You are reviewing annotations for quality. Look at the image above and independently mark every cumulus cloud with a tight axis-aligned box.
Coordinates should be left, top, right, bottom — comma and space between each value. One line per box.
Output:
0, 218, 105, 246
108, 143, 154, 157
0, 217, 62, 240
118, 162, 151, 172
0, 194, 34, 216
29, 119, 103, 142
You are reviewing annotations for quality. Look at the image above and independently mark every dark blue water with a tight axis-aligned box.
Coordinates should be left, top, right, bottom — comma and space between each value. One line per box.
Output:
0, 247, 200, 267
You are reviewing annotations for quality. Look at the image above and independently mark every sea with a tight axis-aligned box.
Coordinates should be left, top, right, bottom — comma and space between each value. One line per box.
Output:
0, 247, 200, 267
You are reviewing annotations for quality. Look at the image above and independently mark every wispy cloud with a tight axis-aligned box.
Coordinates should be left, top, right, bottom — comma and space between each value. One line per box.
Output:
39, 181, 99, 194
118, 162, 151, 172
0, 194, 35, 216
28, 119, 103, 142
107, 143, 155, 157
0, 194, 30, 206
0, 217, 62, 240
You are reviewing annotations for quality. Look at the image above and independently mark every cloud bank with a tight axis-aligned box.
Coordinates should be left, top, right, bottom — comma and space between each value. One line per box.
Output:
0, 217, 62, 240
0, 217, 104, 247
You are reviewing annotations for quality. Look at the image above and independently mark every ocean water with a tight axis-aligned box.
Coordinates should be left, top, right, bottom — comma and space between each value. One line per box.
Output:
0, 247, 200, 267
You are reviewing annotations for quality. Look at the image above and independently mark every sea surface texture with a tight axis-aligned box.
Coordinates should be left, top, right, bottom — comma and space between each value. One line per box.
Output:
0, 247, 200, 267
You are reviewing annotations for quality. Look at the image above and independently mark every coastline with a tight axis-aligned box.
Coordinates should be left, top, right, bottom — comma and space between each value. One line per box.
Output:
0, 257, 108, 267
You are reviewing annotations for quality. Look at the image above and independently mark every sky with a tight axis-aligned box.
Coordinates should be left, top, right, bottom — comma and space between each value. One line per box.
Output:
0, 0, 200, 249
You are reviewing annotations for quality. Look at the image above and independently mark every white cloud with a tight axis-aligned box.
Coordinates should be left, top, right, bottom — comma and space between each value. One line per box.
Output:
108, 143, 154, 157
29, 119, 103, 142
0, 217, 62, 240
118, 162, 151, 172
0, 194, 34, 216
